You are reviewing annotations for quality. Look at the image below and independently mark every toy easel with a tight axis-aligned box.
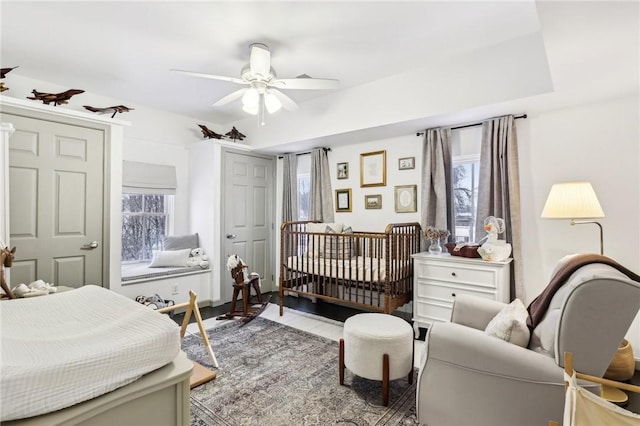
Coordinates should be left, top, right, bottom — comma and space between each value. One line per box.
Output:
157, 290, 217, 388
0, 246, 16, 299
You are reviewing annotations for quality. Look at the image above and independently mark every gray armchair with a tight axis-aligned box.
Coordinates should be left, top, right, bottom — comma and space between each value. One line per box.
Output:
416, 260, 640, 426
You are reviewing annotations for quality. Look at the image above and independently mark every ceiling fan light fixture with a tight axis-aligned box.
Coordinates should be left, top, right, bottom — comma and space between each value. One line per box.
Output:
242, 102, 258, 115
241, 88, 259, 109
264, 92, 282, 113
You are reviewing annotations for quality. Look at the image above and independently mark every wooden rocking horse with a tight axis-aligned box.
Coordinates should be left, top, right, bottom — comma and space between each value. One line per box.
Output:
217, 255, 270, 323
1, 246, 16, 299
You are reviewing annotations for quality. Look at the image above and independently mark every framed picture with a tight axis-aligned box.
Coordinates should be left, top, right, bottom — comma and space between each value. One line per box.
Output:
337, 162, 349, 179
335, 188, 352, 212
364, 194, 382, 209
360, 150, 386, 187
399, 157, 415, 170
394, 185, 417, 213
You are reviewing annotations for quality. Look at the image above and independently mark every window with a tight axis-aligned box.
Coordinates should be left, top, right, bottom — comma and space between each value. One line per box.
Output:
297, 154, 311, 220
451, 127, 482, 242
121, 194, 173, 262
453, 158, 479, 242
121, 161, 177, 263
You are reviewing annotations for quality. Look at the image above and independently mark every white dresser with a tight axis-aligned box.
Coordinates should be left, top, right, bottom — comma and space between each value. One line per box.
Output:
411, 252, 512, 336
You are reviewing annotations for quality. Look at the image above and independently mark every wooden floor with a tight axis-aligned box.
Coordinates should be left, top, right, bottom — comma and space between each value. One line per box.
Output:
172, 291, 411, 325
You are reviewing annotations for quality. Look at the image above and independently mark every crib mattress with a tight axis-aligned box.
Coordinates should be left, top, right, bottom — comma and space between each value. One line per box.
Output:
287, 255, 389, 282
0, 285, 180, 421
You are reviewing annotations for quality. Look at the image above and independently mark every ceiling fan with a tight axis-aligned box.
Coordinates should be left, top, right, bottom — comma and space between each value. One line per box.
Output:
172, 43, 340, 125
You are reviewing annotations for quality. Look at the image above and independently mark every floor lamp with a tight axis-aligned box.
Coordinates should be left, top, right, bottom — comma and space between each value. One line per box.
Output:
541, 182, 605, 255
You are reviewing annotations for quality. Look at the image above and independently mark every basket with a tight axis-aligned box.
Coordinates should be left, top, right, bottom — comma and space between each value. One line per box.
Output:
445, 243, 481, 258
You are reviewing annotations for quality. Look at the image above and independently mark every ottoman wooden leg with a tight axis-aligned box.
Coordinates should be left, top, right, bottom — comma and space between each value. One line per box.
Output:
382, 353, 390, 406
339, 339, 345, 385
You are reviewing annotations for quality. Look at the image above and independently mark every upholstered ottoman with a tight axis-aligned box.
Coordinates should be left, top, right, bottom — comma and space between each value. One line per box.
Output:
339, 313, 414, 406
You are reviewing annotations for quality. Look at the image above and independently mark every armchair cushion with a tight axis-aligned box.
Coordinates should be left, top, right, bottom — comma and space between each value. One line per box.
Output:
484, 299, 530, 347
450, 294, 506, 330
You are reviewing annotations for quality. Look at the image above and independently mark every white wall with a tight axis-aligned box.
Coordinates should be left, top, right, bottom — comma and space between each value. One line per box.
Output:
326, 135, 422, 231
519, 94, 640, 355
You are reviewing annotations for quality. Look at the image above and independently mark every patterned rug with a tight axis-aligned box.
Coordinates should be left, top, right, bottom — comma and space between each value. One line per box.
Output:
182, 316, 418, 425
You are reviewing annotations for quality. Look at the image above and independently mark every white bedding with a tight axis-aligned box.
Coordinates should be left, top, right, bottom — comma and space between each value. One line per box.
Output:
286, 255, 388, 282
0, 285, 180, 422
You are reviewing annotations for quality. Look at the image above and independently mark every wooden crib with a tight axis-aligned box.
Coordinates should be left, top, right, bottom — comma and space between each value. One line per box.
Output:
279, 221, 421, 315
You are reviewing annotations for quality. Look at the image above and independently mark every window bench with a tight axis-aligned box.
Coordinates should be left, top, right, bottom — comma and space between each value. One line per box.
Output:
121, 263, 210, 285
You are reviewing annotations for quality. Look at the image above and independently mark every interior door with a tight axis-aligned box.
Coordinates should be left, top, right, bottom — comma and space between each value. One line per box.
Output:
223, 150, 274, 303
7, 113, 104, 288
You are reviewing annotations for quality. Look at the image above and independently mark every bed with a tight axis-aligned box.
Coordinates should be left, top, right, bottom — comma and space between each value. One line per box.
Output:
1, 285, 192, 425
279, 221, 421, 315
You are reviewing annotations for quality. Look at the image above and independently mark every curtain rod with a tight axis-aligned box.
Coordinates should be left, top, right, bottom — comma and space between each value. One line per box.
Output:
415, 114, 527, 137
278, 147, 331, 159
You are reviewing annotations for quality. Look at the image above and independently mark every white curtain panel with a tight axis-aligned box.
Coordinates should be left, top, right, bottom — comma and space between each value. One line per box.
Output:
476, 115, 524, 300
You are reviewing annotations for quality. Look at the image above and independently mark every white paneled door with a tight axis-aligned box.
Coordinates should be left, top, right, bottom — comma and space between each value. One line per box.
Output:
223, 151, 274, 303
8, 114, 104, 288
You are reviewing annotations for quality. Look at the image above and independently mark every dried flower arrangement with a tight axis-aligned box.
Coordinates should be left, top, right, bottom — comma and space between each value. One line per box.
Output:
424, 226, 450, 241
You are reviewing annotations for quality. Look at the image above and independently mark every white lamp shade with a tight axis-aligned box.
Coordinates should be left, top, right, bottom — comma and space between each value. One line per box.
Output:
541, 182, 605, 219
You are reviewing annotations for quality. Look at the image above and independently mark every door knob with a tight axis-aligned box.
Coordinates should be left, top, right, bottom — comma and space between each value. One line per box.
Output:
81, 241, 99, 250
226, 234, 237, 239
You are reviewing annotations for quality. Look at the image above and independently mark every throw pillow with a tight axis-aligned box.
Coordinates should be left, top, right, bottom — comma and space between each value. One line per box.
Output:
322, 226, 354, 259
305, 223, 344, 257
484, 299, 530, 347
149, 248, 191, 268
163, 233, 199, 251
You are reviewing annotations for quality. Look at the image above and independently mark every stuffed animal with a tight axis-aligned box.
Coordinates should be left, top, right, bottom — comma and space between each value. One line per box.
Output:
186, 247, 209, 269
477, 216, 512, 262
135, 294, 175, 316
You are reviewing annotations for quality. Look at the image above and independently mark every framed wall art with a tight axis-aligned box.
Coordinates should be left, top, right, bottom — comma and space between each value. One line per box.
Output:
364, 194, 382, 209
337, 162, 349, 179
398, 157, 415, 170
394, 185, 417, 213
335, 188, 352, 212
360, 150, 386, 187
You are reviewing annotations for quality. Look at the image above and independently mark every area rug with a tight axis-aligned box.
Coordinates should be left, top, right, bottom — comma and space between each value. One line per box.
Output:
182, 316, 418, 425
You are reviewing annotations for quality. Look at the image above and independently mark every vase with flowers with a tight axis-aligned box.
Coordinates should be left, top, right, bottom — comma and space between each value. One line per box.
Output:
425, 226, 450, 255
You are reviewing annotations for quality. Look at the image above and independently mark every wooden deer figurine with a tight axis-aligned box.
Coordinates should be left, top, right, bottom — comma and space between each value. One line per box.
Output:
1, 246, 16, 299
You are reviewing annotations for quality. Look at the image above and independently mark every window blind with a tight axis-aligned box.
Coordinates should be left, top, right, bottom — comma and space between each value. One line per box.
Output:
122, 161, 177, 194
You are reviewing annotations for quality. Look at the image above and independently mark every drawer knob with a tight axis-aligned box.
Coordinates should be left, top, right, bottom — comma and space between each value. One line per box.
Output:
451, 272, 457, 277
452, 293, 456, 297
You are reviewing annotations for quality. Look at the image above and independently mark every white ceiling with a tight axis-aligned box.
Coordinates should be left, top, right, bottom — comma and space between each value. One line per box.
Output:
2, 1, 541, 123
1, 1, 638, 152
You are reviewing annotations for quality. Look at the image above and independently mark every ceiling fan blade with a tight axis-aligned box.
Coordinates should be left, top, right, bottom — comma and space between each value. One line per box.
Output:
213, 88, 249, 107
269, 89, 299, 112
249, 43, 271, 77
272, 77, 340, 90
171, 69, 246, 85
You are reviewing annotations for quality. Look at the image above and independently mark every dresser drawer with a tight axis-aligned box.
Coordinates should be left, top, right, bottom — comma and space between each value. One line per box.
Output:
416, 280, 497, 303
416, 262, 498, 288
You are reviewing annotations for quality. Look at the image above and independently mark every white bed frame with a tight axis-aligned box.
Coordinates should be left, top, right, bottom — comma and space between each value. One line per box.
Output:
3, 351, 192, 426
